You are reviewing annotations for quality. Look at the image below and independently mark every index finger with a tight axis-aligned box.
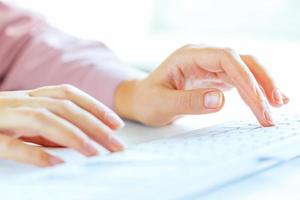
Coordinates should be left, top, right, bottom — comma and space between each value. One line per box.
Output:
217, 48, 274, 126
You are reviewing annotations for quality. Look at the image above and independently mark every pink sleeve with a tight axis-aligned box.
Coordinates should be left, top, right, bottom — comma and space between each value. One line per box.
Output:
0, 2, 140, 109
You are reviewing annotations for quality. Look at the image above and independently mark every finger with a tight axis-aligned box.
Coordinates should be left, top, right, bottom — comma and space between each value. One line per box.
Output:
184, 76, 234, 91
0, 134, 64, 167
236, 83, 273, 127
186, 47, 273, 126
164, 87, 224, 115
28, 85, 124, 130
217, 49, 274, 126
20, 136, 63, 147
0, 107, 99, 157
0, 96, 125, 152
241, 55, 287, 107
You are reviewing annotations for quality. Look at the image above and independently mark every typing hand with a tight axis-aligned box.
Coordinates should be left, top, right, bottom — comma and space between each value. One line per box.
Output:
0, 85, 125, 167
115, 44, 289, 127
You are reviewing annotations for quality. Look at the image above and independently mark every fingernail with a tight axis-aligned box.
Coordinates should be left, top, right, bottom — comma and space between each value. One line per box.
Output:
263, 110, 274, 125
83, 143, 99, 157
106, 112, 125, 129
204, 91, 222, 109
272, 89, 283, 105
49, 156, 64, 166
109, 136, 126, 151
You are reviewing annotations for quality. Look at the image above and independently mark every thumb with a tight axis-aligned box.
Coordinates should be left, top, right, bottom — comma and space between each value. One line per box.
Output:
165, 88, 225, 115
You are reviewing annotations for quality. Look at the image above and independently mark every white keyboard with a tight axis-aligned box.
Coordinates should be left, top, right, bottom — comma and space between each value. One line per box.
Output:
93, 114, 300, 166
8, 114, 300, 200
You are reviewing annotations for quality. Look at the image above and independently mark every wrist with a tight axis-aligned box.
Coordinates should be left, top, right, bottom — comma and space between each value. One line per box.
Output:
114, 79, 141, 121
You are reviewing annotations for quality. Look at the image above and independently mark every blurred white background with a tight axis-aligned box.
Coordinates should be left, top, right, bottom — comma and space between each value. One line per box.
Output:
5, 0, 300, 105
6, 1, 299, 57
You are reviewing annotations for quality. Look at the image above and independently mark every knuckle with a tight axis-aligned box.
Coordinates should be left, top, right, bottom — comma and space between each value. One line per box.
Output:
56, 99, 76, 111
74, 137, 88, 149
58, 84, 76, 96
183, 93, 194, 111
219, 47, 236, 58
59, 84, 74, 90
179, 92, 198, 112
33, 150, 50, 165
60, 129, 87, 150
1, 137, 20, 152
28, 108, 50, 121
102, 110, 114, 121
62, 130, 88, 148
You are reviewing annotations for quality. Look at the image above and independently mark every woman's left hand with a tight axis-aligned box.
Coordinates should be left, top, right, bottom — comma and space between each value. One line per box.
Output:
115, 44, 289, 127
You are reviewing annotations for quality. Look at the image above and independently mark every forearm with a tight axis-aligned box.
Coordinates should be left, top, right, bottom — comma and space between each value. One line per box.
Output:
0, 2, 142, 109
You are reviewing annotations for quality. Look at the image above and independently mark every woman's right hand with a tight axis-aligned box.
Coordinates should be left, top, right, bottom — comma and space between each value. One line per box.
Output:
0, 84, 125, 167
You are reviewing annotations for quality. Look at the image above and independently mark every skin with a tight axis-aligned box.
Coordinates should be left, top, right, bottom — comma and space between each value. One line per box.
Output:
0, 44, 289, 167
0, 84, 125, 167
115, 45, 289, 126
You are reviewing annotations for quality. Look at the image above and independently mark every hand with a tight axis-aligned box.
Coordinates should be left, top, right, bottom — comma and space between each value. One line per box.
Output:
0, 84, 125, 167
115, 44, 289, 127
